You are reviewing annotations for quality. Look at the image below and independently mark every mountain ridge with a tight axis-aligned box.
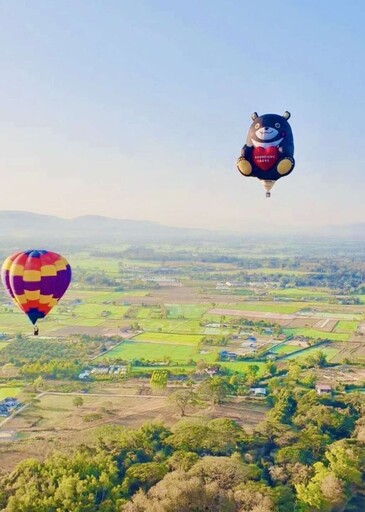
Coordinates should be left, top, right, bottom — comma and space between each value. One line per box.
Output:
0, 211, 363, 242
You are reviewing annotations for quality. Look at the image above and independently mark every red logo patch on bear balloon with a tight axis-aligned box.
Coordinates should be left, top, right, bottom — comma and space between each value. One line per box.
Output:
253, 146, 279, 171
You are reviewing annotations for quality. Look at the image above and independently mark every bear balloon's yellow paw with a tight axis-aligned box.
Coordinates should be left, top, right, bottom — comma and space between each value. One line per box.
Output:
277, 158, 294, 175
237, 157, 252, 176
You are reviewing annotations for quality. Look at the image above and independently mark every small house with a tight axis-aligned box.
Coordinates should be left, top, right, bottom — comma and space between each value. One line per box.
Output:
249, 387, 267, 396
0, 405, 9, 417
205, 365, 220, 377
3, 397, 19, 408
316, 384, 332, 395
79, 371, 91, 380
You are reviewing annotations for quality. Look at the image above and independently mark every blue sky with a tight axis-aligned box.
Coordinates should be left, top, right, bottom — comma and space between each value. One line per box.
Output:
0, 0, 364, 231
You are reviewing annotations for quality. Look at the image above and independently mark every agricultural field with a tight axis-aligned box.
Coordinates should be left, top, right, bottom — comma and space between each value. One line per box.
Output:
101, 341, 199, 362
334, 320, 359, 333
167, 304, 209, 319
269, 288, 332, 298
133, 332, 203, 345
0, 387, 23, 400
0, 241, 363, 375
283, 346, 340, 362
283, 327, 350, 342
268, 343, 303, 355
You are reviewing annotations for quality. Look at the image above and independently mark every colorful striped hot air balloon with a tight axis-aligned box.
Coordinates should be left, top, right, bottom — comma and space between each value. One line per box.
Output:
1, 250, 72, 334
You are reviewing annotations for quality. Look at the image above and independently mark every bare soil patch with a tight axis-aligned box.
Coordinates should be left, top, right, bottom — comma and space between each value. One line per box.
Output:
312, 319, 337, 332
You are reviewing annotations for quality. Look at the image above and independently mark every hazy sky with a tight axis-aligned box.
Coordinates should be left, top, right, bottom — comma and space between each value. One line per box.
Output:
0, 0, 364, 232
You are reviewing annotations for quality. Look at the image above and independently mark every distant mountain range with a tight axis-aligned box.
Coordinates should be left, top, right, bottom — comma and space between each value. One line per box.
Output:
0, 211, 229, 246
0, 211, 363, 248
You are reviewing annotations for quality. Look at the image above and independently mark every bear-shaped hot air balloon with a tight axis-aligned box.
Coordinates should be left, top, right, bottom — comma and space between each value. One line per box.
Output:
1, 250, 72, 335
236, 111, 295, 197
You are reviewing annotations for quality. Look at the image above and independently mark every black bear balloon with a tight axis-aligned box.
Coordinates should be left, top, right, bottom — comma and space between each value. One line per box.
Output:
236, 111, 295, 197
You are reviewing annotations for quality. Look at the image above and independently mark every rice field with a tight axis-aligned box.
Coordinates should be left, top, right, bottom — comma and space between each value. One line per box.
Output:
283, 328, 349, 341
283, 346, 339, 362
99, 341, 198, 362
269, 288, 331, 298
133, 332, 204, 345
269, 344, 302, 354
167, 304, 209, 319
334, 320, 359, 333
137, 319, 204, 334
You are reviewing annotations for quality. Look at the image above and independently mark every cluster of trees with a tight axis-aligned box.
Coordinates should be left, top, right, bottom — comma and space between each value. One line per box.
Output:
0, 335, 108, 367
150, 370, 169, 389
1, 381, 364, 511
20, 359, 81, 380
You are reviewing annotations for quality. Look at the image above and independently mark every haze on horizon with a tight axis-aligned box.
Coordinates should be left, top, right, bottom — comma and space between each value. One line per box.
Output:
0, 1, 364, 232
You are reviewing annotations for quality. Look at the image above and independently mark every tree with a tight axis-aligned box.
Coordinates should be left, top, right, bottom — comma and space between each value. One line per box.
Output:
33, 376, 45, 392
150, 370, 168, 390
168, 389, 198, 417
265, 362, 278, 377
246, 365, 260, 386
122, 462, 168, 495
73, 396, 84, 408
198, 376, 232, 405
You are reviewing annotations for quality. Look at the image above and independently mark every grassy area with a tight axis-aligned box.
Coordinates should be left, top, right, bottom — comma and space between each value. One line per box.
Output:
99, 341, 198, 362
72, 303, 129, 319
0, 387, 23, 400
167, 304, 209, 319
135, 308, 153, 319
133, 332, 204, 345
72, 258, 121, 273
270, 288, 331, 298
247, 268, 311, 275
269, 344, 302, 354
214, 302, 305, 314
137, 319, 204, 334
283, 328, 349, 341
220, 361, 265, 375
334, 320, 359, 333
0, 341, 9, 351
283, 346, 339, 362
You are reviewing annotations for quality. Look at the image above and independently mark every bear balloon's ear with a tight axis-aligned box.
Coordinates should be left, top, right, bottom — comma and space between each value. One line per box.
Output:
283, 111, 291, 120
251, 112, 258, 121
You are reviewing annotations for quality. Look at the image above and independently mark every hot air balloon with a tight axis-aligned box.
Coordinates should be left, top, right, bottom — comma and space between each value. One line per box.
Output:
1, 250, 72, 334
236, 111, 295, 197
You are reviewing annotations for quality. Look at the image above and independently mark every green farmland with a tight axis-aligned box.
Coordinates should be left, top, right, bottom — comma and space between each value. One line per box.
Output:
167, 304, 209, 319
133, 332, 204, 345
269, 343, 302, 355
334, 320, 359, 333
0, 387, 23, 400
283, 346, 340, 362
283, 328, 350, 341
99, 341, 200, 363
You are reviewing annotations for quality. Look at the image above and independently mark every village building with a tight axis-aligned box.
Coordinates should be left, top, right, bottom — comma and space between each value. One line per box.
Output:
315, 384, 332, 395
249, 387, 267, 396
0, 397, 20, 417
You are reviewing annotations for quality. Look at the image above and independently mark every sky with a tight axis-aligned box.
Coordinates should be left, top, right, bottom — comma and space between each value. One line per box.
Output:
0, 0, 364, 232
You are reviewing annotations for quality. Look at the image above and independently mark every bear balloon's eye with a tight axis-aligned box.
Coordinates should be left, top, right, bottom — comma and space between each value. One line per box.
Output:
255, 123, 260, 129
275, 122, 281, 129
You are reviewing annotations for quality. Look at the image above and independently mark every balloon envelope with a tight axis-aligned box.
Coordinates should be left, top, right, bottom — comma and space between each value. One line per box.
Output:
1, 250, 72, 325
236, 111, 295, 195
